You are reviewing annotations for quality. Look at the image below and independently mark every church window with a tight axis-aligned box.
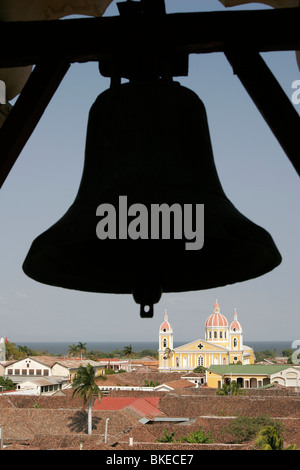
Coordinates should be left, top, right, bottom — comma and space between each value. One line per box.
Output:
198, 356, 204, 366
214, 331, 217, 339
220, 331, 223, 338
163, 338, 167, 348
209, 331, 212, 339
176, 357, 179, 367
163, 328, 167, 332
233, 338, 238, 348
225, 331, 227, 339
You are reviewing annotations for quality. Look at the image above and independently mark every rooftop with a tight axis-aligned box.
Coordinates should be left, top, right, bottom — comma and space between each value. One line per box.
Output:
208, 364, 294, 375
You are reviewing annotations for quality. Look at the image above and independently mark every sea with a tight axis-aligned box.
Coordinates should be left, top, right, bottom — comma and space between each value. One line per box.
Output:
12, 340, 294, 356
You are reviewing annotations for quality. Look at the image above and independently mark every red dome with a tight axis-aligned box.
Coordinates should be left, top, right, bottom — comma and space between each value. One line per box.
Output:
230, 310, 242, 331
205, 301, 228, 327
160, 311, 172, 332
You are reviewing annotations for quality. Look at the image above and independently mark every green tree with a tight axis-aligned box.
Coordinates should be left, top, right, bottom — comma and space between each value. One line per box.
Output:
17, 345, 34, 356
216, 383, 231, 395
144, 379, 159, 387
72, 364, 105, 435
77, 342, 87, 360
223, 416, 284, 444
256, 425, 297, 450
230, 380, 244, 396
163, 347, 174, 371
68, 343, 79, 357
180, 428, 215, 444
193, 366, 207, 373
216, 380, 244, 396
281, 349, 294, 358
156, 430, 176, 443
5, 341, 24, 360
140, 349, 158, 359
0, 376, 16, 391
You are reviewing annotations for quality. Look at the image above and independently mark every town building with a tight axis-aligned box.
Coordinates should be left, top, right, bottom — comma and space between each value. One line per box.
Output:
206, 364, 300, 389
0, 356, 106, 394
158, 301, 255, 372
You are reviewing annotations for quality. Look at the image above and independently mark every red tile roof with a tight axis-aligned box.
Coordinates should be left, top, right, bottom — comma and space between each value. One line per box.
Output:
93, 396, 163, 418
127, 398, 163, 418
94, 397, 138, 410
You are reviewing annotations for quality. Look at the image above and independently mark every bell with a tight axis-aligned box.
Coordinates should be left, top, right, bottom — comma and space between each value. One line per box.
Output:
23, 80, 281, 317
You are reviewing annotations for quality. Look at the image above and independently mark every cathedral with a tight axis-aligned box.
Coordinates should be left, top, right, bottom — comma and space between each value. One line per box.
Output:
158, 301, 255, 372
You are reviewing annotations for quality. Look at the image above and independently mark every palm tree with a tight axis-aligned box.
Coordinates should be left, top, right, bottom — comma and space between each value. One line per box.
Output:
255, 425, 297, 450
77, 342, 87, 360
216, 380, 244, 396
156, 430, 176, 443
68, 343, 79, 357
72, 364, 105, 435
164, 347, 174, 371
230, 380, 244, 396
180, 428, 215, 444
122, 344, 134, 372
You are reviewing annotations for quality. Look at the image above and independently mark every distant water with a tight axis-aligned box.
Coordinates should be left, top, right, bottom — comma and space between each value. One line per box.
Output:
13, 340, 294, 356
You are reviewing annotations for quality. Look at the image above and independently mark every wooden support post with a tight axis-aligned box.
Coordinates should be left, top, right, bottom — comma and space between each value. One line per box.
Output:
0, 60, 70, 188
0, 8, 299, 68
225, 48, 300, 176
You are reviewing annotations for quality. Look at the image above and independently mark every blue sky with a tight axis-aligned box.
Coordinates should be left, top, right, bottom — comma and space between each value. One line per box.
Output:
0, 0, 299, 344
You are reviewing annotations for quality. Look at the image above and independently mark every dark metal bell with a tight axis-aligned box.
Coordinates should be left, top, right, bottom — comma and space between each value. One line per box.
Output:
22, 80, 282, 317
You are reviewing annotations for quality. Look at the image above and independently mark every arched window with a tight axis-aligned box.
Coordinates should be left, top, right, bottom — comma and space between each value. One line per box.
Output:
209, 331, 212, 339
220, 331, 223, 339
233, 338, 238, 348
214, 331, 217, 339
163, 338, 167, 348
198, 356, 204, 366
176, 357, 179, 367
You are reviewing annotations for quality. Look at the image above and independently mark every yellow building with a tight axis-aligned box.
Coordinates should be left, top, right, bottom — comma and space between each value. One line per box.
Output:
158, 301, 255, 372
206, 364, 300, 389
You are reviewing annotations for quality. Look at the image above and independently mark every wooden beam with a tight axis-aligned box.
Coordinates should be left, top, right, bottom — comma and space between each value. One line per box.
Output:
224, 48, 300, 176
0, 60, 70, 188
0, 8, 299, 187
0, 8, 299, 68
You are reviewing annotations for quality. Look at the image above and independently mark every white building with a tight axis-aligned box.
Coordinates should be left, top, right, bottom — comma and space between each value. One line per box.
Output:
0, 356, 106, 393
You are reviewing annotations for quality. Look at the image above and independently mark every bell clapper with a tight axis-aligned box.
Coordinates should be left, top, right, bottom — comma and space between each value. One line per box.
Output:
133, 283, 162, 318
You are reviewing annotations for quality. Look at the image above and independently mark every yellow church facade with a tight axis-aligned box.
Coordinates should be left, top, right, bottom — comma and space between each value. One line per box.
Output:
158, 301, 255, 372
